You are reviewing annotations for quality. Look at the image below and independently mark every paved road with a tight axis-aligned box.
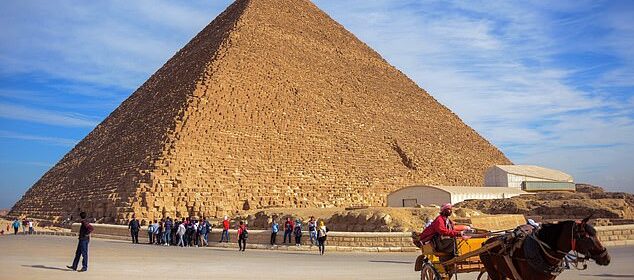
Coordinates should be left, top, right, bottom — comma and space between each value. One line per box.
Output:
0, 235, 631, 280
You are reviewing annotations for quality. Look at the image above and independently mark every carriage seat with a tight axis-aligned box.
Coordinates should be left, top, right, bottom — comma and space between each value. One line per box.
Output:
421, 243, 449, 256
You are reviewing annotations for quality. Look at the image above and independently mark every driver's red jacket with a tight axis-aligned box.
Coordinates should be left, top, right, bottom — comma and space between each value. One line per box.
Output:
419, 215, 460, 244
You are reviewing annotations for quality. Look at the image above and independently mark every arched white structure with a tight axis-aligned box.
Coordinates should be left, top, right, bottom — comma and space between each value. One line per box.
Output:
485, 165, 574, 189
386, 185, 529, 207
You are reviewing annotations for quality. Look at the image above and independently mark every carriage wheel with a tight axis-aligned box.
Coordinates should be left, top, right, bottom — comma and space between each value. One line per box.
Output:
420, 263, 441, 280
477, 270, 490, 280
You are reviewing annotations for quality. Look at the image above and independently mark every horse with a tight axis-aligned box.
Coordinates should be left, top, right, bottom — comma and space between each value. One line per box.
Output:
479, 216, 610, 280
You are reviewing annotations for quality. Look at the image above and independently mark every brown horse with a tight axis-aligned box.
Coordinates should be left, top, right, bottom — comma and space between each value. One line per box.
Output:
479, 216, 610, 280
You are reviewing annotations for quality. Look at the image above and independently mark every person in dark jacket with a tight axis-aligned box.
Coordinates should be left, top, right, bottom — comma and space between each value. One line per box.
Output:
128, 215, 140, 244
237, 221, 248, 251
164, 217, 173, 246
294, 218, 303, 246
171, 219, 179, 246
283, 217, 294, 244
199, 218, 210, 247
67, 212, 93, 272
12, 218, 20, 235
317, 221, 329, 255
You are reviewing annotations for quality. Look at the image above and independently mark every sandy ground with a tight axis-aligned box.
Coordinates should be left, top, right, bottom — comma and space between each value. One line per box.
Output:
0, 235, 631, 280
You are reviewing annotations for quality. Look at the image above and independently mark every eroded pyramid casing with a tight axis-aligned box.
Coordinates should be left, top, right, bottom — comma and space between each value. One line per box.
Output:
10, 0, 511, 224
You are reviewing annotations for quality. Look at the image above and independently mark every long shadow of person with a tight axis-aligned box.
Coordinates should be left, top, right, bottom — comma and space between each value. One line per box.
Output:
22, 265, 74, 271
582, 274, 634, 279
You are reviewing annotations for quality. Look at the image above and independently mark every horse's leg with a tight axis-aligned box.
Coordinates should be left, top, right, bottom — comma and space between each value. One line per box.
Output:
481, 253, 504, 280
516, 262, 550, 280
494, 255, 512, 280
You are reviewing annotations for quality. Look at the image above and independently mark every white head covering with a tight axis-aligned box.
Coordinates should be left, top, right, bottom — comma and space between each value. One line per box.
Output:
527, 219, 540, 228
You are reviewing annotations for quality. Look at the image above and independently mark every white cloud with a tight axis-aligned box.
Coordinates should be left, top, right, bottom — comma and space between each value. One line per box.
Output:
0, 0, 632, 193
316, 0, 634, 192
0, 1, 228, 89
0, 130, 77, 147
0, 160, 53, 168
0, 103, 98, 127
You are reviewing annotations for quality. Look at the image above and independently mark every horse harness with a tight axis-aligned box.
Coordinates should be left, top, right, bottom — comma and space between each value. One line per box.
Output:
490, 223, 593, 280
523, 234, 565, 276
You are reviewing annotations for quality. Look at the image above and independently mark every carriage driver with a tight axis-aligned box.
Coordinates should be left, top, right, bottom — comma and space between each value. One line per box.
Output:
419, 203, 471, 262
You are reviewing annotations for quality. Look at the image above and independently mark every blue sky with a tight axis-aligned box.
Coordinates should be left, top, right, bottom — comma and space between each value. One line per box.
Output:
1, 1, 633, 209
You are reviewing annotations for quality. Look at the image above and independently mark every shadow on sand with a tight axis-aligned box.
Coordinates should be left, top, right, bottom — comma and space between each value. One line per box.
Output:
580, 274, 634, 279
22, 265, 73, 272
369, 260, 414, 265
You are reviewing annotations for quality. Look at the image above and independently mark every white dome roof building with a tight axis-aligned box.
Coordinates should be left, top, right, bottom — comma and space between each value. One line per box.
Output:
484, 165, 574, 191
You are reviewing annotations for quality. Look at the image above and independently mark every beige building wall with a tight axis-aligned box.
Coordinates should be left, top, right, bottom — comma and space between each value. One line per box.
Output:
484, 166, 508, 187
386, 186, 450, 207
507, 174, 556, 188
387, 186, 527, 207
485, 165, 567, 189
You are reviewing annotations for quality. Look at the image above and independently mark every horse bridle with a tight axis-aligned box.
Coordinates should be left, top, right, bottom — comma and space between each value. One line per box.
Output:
572, 222, 608, 261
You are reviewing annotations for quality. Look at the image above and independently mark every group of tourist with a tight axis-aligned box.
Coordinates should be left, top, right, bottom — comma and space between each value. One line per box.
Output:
128, 215, 213, 247
271, 216, 329, 255
127, 215, 330, 255
8, 217, 35, 235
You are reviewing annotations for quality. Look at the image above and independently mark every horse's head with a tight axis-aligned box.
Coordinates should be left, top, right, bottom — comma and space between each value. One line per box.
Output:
574, 216, 610, 266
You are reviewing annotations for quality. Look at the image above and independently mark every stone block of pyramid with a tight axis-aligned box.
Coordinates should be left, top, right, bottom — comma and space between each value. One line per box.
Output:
9, 0, 511, 224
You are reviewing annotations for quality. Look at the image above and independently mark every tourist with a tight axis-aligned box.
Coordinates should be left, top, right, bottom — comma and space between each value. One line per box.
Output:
424, 218, 433, 228
193, 219, 200, 247
28, 219, 34, 234
177, 220, 186, 247
12, 218, 20, 235
21, 218, 27, 234
157, 220, 164, 245
237, 221, 248, 251
317, 220, 329, 255
294, 218, 303, 246
270, 219, 279, 245
128, 215, 140, 244
283, 217, 294, 244
164, 217, 173, 246
190, 219, 198, 247
186, 218, 195, 246
171, 219, 179, 245
147, 221, 155, 244
199, 217, 210, 247
67, 212, 93, 272
308, 216, 317, 245
171, 219, 179, 246
219, 216, 230, 243
152, 220, 160, 245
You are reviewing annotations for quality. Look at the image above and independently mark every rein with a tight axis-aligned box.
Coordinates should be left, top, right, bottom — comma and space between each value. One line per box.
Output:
528, 222, 605, 272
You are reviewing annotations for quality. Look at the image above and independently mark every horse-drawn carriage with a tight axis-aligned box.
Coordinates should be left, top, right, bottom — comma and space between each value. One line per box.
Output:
413, 215, 610, 280
415, 236, 494, 280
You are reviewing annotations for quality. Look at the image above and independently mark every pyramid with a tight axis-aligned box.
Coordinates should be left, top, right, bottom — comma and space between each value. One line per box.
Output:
10, 0, 511, 224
